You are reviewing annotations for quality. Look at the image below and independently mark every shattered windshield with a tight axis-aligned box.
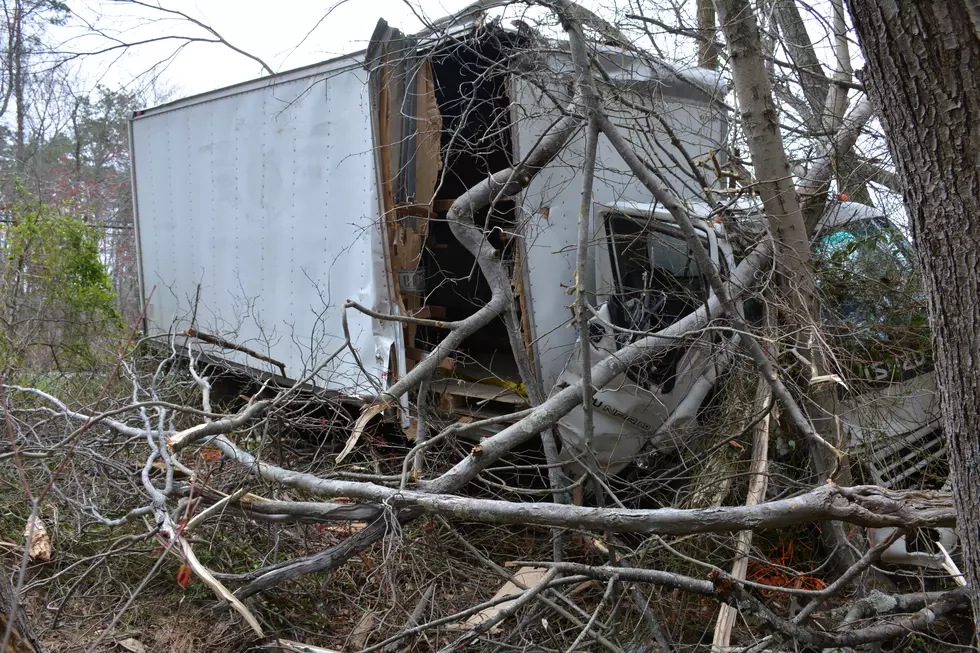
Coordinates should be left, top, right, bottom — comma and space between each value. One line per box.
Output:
815, 217, 913, 279
606, 214, 705, 332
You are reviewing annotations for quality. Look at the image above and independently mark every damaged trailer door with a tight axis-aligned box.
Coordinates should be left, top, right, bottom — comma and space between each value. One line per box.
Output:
555, 206, 734, 475
366, 20, 444, 383
368, 18, 535, 418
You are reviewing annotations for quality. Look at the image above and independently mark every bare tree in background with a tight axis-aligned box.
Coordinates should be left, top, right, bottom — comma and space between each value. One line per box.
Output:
0, 0, 295, 354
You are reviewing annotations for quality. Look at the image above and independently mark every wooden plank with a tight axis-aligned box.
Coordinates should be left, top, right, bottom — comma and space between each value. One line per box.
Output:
412, 305, 447, 319
512, 243, 535, 366
396, 205, 432, 218
432, 198, 516, 214
414, 59, 443, 208
405, 347, 455, 371
432, 199, 457, 213
430, 378, 528, 406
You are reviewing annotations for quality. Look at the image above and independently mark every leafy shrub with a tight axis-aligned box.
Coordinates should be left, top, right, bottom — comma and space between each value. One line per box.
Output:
1, 193, 123, 370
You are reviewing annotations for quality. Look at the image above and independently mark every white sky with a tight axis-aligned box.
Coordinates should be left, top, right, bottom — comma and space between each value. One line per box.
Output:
59, 0, 476, 100
54, 0, 854, 117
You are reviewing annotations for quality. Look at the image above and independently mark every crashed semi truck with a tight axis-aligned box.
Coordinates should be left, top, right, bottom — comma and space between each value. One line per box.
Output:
129, 11, 952, 568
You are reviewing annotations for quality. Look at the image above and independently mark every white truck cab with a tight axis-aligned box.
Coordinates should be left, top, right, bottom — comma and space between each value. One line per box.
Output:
556, 203, 732, 474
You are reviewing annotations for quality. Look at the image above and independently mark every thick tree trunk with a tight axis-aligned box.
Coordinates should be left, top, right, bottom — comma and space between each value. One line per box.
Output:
847, 0, 980, 625
713, 0, 812, 277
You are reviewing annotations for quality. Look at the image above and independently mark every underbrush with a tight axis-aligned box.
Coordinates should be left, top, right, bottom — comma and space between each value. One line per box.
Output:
0, 355, 972, 653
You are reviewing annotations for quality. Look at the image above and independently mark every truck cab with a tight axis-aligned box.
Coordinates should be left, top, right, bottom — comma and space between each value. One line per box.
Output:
552, 200, 929, 472
555, 202, 732, 474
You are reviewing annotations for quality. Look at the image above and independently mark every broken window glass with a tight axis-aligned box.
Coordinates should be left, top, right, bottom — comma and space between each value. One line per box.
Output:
605, 213, 706, 334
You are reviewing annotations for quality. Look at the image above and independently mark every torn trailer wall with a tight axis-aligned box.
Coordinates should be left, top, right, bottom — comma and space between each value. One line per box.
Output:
367, 21, 527, 397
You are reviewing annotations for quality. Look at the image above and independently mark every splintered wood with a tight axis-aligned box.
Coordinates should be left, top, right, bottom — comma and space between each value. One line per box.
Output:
24, 516, 51, 562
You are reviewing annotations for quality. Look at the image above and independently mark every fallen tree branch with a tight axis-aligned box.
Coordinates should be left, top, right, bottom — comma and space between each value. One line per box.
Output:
519, 561, 714, 596
515, 562, 969, 648
344, 573, 596, 653
166, 400, 272, 451
218, 242, 771, 600
794, 527, 905, 624
437, 568, 560, 652
382, 582, 434, 653
436, 517, 623, 653
206, 433, 957, 535
729, 583, 969, 648
170, 483, 381, 524
184, 327, 287, 377
177, 536, 264, 636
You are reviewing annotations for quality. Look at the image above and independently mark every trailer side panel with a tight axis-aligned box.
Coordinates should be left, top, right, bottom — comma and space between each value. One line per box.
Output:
131, 59, 398, 394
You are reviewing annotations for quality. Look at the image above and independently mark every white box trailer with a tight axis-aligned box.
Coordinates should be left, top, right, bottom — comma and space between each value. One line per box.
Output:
130, 53, 399, 397
129, 14, 730, 406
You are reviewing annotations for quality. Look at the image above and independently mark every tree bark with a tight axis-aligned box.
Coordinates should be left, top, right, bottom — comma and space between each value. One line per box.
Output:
12, 0, 25, 173
846, 0, 980, 626
697, 0, 719, 69
712, 0, 816, 309
773, 0, 830, 120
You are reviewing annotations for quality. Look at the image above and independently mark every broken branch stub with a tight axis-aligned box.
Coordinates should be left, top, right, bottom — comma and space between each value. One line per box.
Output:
166, 400, 271, 451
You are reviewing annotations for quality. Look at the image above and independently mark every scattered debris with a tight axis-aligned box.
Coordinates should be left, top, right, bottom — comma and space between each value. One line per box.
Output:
251, 639, 342, 653
337, 401, 390, 464
348, 610, 376, 650
938, 541, 967, 587
452, 566, 549, 634
116, 638, 147, 653
23, 516, 51, 562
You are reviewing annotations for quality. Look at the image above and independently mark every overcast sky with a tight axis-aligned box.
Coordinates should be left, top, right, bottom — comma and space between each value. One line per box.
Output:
60, 0, 476, 100
54, 0, 846, 109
